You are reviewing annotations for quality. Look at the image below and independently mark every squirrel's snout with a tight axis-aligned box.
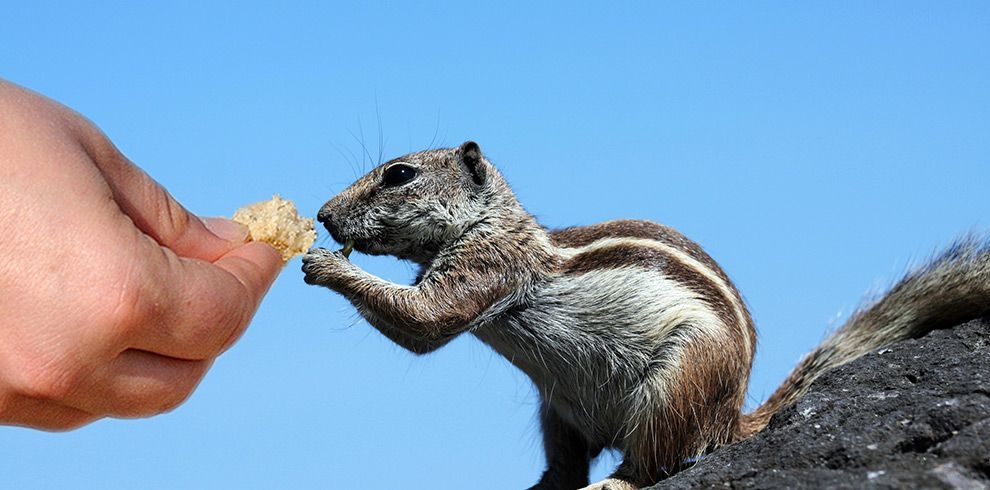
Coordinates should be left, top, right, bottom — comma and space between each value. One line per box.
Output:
316, 207, 332, 225
316, 205, 345, 244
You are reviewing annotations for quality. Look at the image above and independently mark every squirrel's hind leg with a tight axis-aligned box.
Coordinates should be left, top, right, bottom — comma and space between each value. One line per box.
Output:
528, 402, 602, 490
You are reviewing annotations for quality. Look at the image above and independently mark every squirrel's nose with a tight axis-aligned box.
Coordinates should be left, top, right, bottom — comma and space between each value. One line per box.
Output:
316, 206, 332, 224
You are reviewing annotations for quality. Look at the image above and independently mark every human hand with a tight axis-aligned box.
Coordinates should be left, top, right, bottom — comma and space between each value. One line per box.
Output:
0, 80, 283, 430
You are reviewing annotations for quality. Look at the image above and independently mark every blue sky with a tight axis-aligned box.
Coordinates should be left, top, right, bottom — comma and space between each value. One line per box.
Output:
2, 2, 988, 488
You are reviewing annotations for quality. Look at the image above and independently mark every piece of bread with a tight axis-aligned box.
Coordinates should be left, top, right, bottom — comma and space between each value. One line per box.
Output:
232, 195, 316, 261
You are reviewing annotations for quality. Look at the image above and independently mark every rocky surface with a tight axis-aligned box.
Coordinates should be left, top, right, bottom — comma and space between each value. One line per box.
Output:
652, 317, 990, 489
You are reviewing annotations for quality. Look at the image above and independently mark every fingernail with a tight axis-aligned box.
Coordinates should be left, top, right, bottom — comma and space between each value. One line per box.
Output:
202, 217, 249, 242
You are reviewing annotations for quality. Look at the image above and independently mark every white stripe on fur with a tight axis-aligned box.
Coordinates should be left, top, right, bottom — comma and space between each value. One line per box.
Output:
556, 237, 752, 358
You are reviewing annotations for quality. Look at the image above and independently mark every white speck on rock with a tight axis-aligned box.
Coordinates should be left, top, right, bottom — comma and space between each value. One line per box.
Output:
869, 391, 899, 400
867, 470, 886, 480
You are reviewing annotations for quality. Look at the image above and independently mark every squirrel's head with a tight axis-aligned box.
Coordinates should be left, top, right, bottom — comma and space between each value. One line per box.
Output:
317, 141, 499, 263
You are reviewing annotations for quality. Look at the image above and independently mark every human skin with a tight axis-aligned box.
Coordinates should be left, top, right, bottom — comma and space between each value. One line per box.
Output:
0, 80, 283, 430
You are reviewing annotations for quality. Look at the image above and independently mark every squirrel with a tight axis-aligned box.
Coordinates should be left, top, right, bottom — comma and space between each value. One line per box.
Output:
302, 141, 990, 490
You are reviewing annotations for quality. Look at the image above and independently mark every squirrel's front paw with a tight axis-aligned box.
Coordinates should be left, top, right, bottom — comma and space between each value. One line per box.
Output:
302, 247, 351, 286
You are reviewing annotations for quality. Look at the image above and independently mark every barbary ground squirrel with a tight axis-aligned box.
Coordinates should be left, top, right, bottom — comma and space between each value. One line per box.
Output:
302, 141, 990, 489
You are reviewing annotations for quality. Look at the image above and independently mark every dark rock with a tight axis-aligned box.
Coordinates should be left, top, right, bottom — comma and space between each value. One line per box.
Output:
651, 318, 990, 490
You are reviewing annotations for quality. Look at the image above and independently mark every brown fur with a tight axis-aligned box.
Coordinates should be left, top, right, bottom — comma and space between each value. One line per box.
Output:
618, 334, 749, 485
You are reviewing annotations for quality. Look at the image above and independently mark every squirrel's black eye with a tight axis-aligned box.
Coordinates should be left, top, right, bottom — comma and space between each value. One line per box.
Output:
382, 164, 417, 187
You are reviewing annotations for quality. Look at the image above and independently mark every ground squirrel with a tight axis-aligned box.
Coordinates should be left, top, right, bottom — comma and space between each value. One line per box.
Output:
302, 141, 990, 489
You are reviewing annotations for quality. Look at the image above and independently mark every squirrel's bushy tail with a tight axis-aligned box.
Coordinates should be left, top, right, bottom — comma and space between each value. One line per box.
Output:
738, 236, 990, 438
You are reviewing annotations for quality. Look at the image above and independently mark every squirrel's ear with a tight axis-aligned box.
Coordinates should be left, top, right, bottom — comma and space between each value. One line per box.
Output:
459, 140, 486, 186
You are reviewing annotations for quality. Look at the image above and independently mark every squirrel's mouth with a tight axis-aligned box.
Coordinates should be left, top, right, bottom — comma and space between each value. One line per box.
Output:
340, 240, 355, 258
320, 219, 371, 255
345, 237, 389, 257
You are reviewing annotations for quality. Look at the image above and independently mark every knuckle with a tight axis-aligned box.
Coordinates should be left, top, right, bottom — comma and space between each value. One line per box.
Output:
124, 363, 206, 418
70, 113, 118, 159
100, 269, 161, 340
156, 189, 192, 243
14, 355, 84, 403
